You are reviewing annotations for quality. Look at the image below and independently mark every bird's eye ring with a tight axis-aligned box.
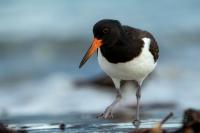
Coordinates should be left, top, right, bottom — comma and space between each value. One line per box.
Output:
102, 28, 110, 34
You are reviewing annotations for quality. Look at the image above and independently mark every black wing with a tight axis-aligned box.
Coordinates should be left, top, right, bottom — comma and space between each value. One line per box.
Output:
123, 25, 159, 62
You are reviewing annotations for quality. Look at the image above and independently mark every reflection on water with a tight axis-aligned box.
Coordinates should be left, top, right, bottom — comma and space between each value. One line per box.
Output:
0, 1, 200, 132
4, 113, 181, 133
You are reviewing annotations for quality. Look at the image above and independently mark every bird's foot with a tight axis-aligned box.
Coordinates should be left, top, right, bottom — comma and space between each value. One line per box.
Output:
97, 108, 113, 119
132, 119, 141, 128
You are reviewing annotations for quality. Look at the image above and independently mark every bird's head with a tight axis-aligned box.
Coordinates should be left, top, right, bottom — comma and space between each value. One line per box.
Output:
79, 19, 122, 68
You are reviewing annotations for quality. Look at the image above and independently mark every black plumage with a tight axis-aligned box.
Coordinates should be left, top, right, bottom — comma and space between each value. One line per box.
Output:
93, 20, 159, 64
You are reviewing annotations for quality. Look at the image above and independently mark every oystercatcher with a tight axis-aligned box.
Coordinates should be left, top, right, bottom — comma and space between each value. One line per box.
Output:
79, 19, 159, 127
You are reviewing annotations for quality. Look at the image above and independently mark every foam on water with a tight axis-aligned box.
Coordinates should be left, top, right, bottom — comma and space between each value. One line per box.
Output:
0, 65, 200, 117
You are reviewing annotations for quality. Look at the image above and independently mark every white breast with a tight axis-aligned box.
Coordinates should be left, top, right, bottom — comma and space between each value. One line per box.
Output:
98, 38, 157, 86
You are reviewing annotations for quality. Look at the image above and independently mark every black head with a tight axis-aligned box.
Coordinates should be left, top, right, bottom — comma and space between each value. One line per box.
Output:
93, 19, 122, 45
79, 19, 122, 68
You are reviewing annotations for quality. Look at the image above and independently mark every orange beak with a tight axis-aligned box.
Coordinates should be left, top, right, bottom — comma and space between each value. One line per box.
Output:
79, 38, 103, 68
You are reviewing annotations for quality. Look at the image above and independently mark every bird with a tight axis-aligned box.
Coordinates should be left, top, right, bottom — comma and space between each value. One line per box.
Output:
79, 19, 159, 127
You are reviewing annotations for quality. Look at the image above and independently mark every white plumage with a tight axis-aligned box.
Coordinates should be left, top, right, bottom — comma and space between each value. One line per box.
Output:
98, 37, 157, 88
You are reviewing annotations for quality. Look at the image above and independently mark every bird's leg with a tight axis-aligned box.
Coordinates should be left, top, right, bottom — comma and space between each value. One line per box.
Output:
97, 89, 122, 119
133, 82, 141, 128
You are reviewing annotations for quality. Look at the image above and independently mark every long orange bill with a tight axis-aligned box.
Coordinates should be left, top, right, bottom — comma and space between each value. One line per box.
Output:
79, 38, 103, 68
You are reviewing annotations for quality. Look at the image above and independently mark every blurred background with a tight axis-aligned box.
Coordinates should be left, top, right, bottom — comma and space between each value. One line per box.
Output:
0, 0, 200, 119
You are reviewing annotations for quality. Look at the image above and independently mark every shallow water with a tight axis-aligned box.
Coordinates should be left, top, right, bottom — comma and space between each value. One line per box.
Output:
3, 113, 181, 133
0, 0, 200, 132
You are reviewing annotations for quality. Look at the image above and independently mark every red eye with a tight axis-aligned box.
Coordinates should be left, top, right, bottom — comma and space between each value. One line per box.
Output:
102, 28, 110, 34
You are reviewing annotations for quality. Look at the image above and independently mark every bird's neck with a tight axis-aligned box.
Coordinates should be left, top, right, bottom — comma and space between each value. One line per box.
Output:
106, 30, 128, 47
101, 29, 128, 50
